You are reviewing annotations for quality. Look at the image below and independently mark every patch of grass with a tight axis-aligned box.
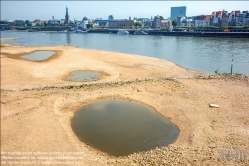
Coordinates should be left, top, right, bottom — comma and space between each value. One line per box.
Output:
203, 129, 215, 144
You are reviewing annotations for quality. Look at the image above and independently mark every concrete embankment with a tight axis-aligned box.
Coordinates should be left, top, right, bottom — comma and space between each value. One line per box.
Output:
3, 27, 249, 38
87, 29, 249, 38
162, 31, 249, 38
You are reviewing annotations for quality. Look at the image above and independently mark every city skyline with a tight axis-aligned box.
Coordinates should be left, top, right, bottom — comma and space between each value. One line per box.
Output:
1, 1, 249, 21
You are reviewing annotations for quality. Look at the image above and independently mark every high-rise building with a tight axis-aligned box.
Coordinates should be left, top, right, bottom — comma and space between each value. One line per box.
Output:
64, 6, 70, 24
171, 6, 186, 20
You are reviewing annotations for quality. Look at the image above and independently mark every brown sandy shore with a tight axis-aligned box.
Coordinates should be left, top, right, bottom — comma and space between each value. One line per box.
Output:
0, 37, 19, 40
1, 40, 249, 165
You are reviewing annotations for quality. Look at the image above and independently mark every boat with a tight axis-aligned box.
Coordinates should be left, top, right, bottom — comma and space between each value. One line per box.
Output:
73, 30, 82, 33
73, 23, 88, 33
134, 30, 148, 35
28, 29, 38, 32
117, 29, 129, 35
58, 30, 67, 33
73, 29, 87, 33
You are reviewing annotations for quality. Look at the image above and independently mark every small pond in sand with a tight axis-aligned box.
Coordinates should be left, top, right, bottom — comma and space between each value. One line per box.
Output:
66, 70, 101, 82
21, 51, 55, 61
71, 99, 179, 156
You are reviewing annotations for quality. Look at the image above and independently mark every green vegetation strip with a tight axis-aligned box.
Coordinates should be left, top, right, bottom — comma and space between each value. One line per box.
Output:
1, 77, 177, 92
1, 73, 248, 92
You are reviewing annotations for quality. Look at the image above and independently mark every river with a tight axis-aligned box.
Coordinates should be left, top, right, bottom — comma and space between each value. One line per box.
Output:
1, 31, 249, 75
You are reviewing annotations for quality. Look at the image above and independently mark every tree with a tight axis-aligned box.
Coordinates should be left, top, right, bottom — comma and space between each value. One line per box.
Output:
14, 22, 25, 27
172, 19, 177, 26
86, 24, 93, 29
43, 22, 48, 26
134, 22, 142, 27
160, 16, 164, 20
25, 20, 30, 26
160, 26, 168, 30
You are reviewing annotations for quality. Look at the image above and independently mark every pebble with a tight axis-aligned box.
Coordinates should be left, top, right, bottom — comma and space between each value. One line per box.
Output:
209, 104, 219, 108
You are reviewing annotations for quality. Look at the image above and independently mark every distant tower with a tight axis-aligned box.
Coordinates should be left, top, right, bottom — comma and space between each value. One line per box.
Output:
64, 6, 70, 24
52, 16, 54, 20
108, 15, 114, 20
129, 16, 131, 20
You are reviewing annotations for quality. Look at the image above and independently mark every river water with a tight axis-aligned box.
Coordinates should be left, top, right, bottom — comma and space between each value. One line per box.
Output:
1, 31, 249, 75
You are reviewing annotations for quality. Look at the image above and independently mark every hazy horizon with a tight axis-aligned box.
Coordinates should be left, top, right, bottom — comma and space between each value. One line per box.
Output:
1, 1, 248, 21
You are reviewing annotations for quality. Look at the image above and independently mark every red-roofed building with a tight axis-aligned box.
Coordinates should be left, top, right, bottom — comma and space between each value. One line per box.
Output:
228, 10, 240, 26
205, 15, 211, 20
210, 10, 228, 26
233, 10, 241, 16
193, 15, 211, 27
211, 11, 221, 26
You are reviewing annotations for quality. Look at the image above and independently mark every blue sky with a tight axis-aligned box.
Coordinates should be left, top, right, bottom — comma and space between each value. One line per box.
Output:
1, 1, 248, 21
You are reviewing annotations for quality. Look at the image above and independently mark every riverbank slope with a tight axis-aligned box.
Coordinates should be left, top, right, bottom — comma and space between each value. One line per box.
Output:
1, 42, 248, 165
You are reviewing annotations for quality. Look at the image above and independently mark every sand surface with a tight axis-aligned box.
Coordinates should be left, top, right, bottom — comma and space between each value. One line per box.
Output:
1, 41, 249, 165
0, 37, 19, 40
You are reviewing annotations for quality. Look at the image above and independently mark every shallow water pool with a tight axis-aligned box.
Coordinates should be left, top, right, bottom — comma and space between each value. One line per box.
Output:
21, 51, 55, 61
71, 99, 179, 156
65, 70, 101, 82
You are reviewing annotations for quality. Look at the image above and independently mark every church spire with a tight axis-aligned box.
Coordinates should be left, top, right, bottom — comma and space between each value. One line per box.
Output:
65, 6, 70, 25
65, 6, 69, 17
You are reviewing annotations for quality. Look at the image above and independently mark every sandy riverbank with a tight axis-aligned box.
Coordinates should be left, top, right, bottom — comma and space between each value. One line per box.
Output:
1, 41, 248, 165
0, 37, 19, 40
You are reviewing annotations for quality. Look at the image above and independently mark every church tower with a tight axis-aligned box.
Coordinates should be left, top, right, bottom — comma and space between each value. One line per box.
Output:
64, 6, 70, 24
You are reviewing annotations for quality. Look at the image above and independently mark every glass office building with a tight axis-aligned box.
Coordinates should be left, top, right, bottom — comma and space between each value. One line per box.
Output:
171, 6, 186, 19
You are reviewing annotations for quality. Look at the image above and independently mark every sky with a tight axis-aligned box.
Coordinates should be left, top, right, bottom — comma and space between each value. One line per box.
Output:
1, 1, 249, 21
